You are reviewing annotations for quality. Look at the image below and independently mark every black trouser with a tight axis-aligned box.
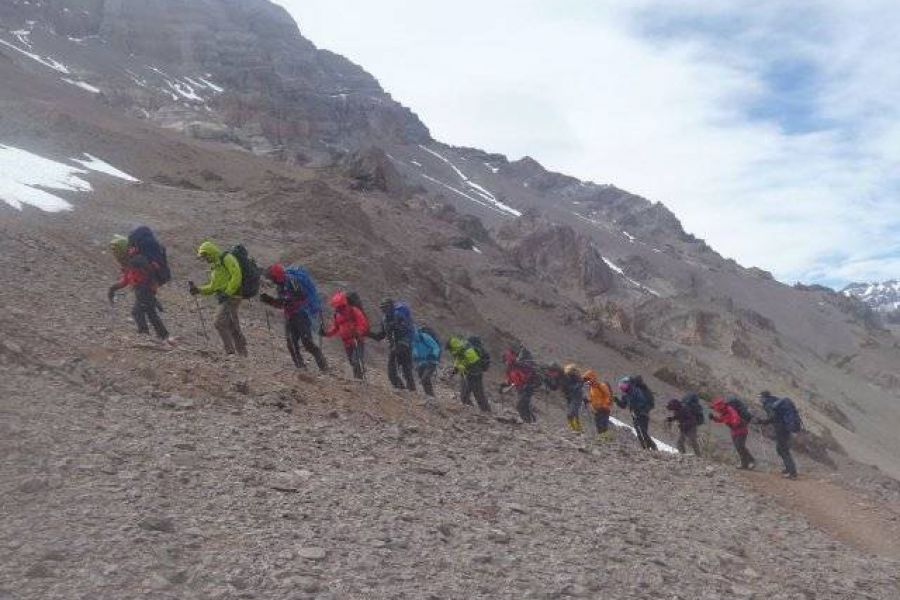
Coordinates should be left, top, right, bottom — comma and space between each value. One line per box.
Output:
632, 413, 657, 450
285, 311, 327, 371
461, 371, 490, 412
516, 385, 536, 423
774, 427, 797, 476
594, 409, 610, 434
677, 426, 701, 456
732, 433, 755, 468
344, 341, 365, 380
133, 285, 168, 339
417, 362, 436, 397
387, 344, 416, 391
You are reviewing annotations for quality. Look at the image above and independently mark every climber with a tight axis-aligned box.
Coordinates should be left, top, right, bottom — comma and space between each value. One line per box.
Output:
583, 370, 613, 441
189, 241, 248, 356
758, 391, 801, 479
412, 325, 442, 397
665, 398, 702, 456
259, 264, 327, 372
616, 376, 658, 450
323, 290, 369, 379
500, 347, 540, 423
708, 397, 754, 468
561, 364, 585, 432
107, 235, 172, 344
446, 336, 491, 412
369, 298, 416, 391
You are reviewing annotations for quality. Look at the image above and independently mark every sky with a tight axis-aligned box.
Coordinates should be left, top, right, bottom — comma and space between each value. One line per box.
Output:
275, 0, 900, 287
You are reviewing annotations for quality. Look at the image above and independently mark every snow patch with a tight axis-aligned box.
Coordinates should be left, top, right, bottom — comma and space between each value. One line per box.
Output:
0, 145, 139, 212
72, 154, 140, 182
419, 145, 521, 217
61, 78, 100, 94
410, 160, 422, 167
622, 231, 636, 242
609, 416, 678, 454
0, 38, 70, 73
472, 246, 483, 254
602, 256, 661, 297
198, 77, 225, 93
484, 162, 500, 174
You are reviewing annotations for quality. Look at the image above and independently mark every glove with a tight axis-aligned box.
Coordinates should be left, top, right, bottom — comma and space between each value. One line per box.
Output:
107, 286, 117, 305
188, 281, 199, 296
259, 293, 274, 305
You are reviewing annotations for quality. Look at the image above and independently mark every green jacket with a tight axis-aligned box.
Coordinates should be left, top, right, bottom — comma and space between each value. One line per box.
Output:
197, 241, 242, 297
447, 336, 481, 374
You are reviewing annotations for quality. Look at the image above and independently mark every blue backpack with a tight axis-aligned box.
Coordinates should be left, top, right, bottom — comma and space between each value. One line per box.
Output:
413, 327, 442, 364
285, 266, 321, 317
775, 397, 804, 433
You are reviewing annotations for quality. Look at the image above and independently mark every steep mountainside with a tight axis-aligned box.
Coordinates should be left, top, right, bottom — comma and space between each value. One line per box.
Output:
4, 0, 900, 479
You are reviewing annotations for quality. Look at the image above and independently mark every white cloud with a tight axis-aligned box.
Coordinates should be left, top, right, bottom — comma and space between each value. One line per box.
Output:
276, 0, 900, 285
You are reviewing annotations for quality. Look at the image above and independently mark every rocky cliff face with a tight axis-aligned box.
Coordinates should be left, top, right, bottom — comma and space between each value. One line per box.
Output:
1, 0, 430, 160
843, 281, 900, 313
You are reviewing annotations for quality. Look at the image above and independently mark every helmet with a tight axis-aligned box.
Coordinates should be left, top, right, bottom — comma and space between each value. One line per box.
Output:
266, 263, 286, 284
379, 297, 394, 312
563, 363, 578, 375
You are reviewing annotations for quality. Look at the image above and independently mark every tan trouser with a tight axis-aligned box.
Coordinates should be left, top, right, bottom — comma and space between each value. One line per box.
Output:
214, 297, 247, 356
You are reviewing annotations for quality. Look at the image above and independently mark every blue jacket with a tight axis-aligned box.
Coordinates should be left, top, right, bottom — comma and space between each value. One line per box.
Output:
412, 330, 441, 366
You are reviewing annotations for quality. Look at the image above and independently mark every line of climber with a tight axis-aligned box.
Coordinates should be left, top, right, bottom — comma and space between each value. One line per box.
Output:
106, 227, 803, 480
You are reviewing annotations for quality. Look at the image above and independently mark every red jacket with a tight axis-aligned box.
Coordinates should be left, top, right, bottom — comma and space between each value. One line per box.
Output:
710, 399, 748, 437
325, 306, 369, 348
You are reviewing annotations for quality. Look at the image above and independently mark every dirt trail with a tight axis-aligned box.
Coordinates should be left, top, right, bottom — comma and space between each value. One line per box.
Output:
742, 471, 900, 560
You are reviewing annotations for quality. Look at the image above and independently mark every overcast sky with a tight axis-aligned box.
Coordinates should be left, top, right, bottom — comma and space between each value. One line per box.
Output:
276, 0, 900, 287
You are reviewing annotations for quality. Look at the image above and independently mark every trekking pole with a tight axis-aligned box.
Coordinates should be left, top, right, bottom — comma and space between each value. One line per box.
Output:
193, 296, 210, 344
263, 306, 278, 365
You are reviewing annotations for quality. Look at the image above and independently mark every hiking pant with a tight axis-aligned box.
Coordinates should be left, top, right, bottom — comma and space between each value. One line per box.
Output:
677, 426, 701, 456
285, 311, 327, 371
593, 408, 610, 435
387, 343, 416, 391
417, 362, 437, 397
632, 413, 657, 450
133, 286, 168, 339
344, 341, 366, 380
774, 427, 797, 476
732, 433, 755, 468
566, 395, 582, 420
214, 297, 247, 356
516, 385, 537, 423
461, 371, 490, 412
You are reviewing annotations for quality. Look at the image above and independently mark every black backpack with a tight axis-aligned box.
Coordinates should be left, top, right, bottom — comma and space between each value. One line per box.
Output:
631, 375, 655, 410
467, 336, 491, 371
347, 291, 366, 315
128, 226, 171, 285
775, 397, 804, 433
684, 394, 705, 425
225, 244, 260, 299
727, 397, 753, 424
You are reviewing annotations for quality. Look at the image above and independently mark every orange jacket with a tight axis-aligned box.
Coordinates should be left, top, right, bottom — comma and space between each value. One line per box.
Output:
583, 370, 612, 412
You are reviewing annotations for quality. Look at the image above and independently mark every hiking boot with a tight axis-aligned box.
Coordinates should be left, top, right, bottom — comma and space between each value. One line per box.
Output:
784, 473, 798, 480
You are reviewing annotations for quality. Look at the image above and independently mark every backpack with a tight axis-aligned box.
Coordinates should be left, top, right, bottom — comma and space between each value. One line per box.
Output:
726, 397, 753, 425
683, 394, 705, 426
127, 226, 171, 285
347, 291, 365, 314
541, 363, 563, 391
417, 325, 442, 357
285, 266, 321, 316
775, 397, 804, 433
414, 326, 442, 362
631, 375, 655, 410
225, 244, 260, 299
467, 335, 491, 371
